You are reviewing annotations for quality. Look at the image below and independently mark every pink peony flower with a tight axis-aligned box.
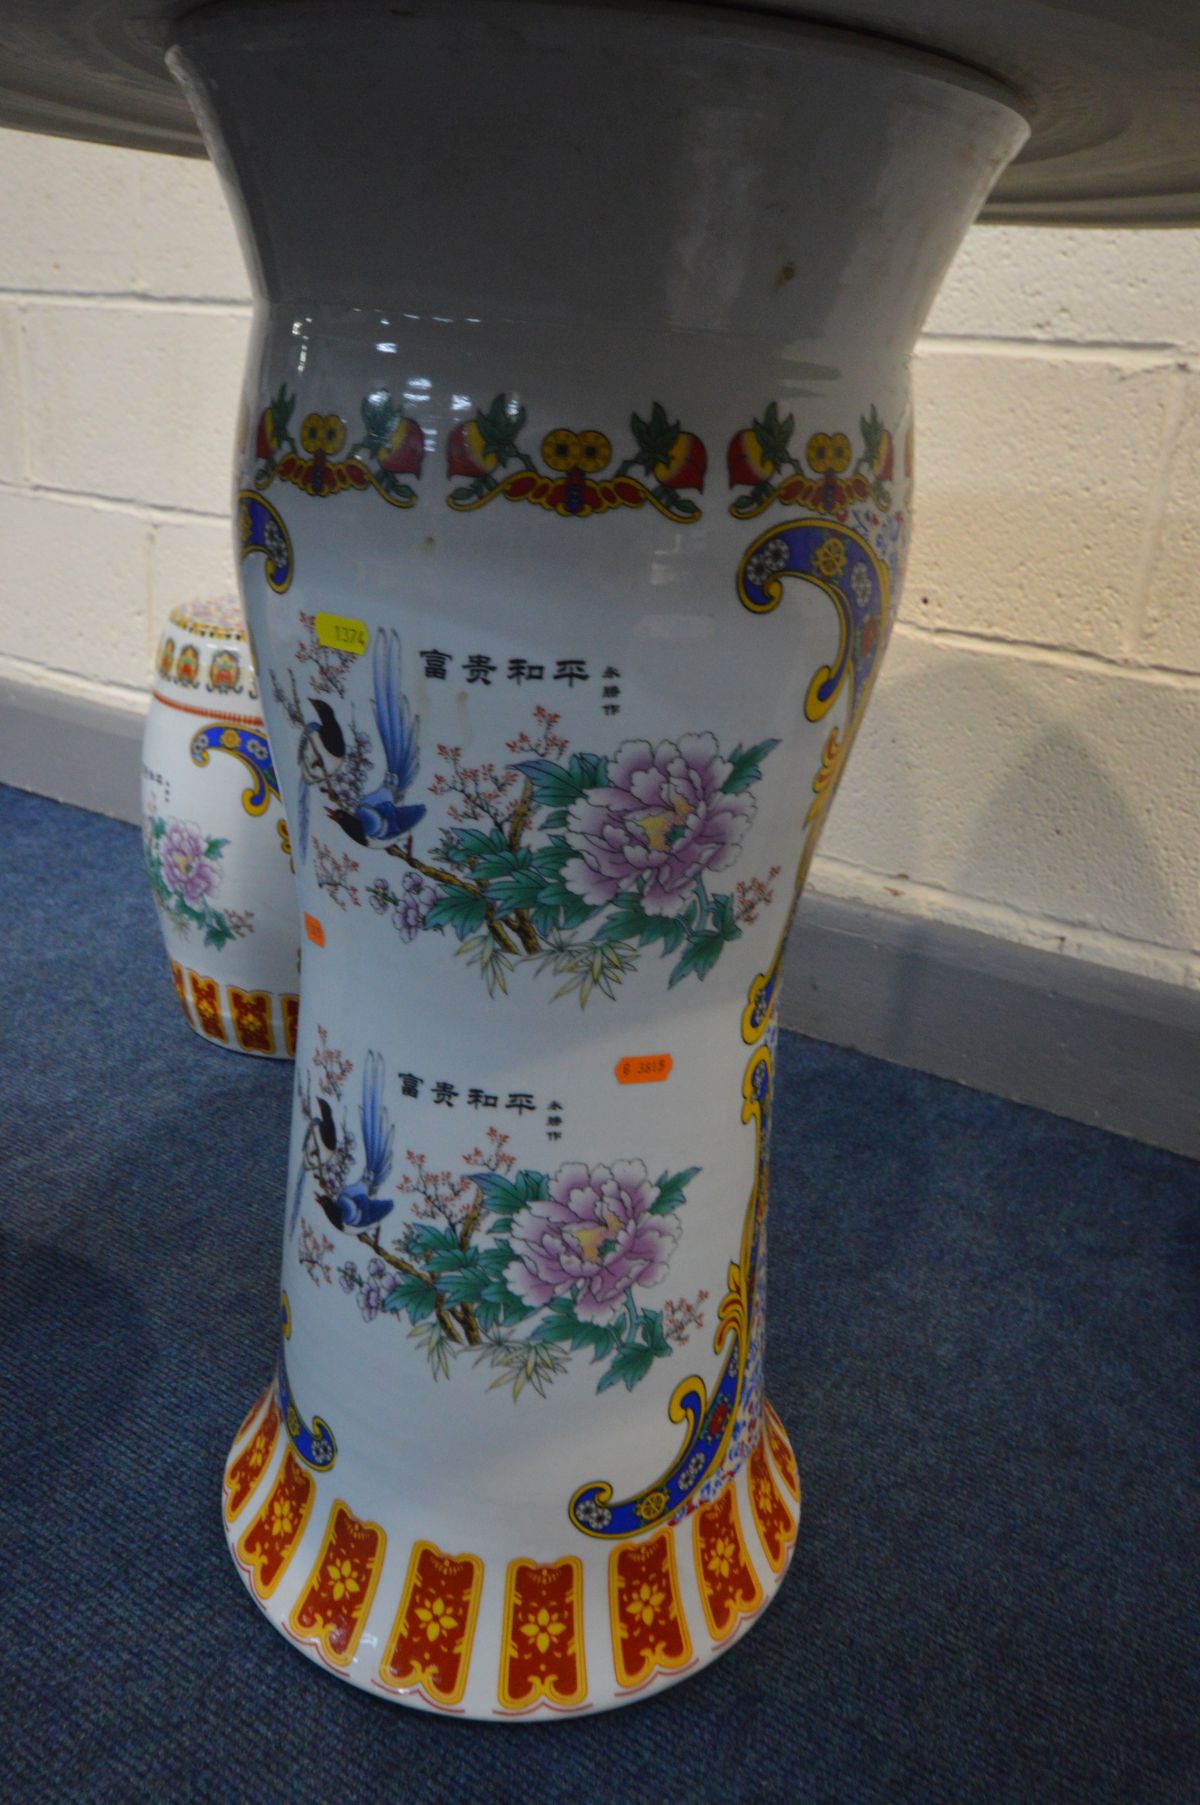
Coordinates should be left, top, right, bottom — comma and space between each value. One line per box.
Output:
160, 820, 218, 908
562, 734, 754, 916
505, 1161, 679, 1326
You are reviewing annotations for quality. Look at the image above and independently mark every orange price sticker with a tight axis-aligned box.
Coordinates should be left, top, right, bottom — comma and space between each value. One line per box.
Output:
615, 1053, 673, 1086
304, 913, 325, 948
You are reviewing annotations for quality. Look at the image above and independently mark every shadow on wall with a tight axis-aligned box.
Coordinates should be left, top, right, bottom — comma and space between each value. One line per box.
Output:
807, 641, 1189, 1058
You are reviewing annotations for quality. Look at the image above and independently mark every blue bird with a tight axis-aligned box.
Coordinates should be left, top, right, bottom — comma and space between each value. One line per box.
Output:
289, 1094, 339, 1238
296, 699, 347, 864
326, 629, 426, 849
318, 1051, 395, 1234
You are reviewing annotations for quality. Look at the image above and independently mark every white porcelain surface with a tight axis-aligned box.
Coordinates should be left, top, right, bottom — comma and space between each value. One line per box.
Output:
142, 592, 300, 1057
169, 2, 1027, 1717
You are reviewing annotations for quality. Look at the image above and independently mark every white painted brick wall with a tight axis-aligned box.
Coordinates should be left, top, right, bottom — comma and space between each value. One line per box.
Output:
0, 128, 1197, 987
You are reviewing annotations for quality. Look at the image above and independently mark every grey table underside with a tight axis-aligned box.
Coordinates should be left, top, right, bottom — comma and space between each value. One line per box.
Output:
1, 0, 1200, 223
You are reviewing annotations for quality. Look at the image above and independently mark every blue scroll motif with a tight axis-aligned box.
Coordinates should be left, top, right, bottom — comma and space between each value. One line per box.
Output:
190, 723, 280, 818
736, 516, 888, 723
238, 489, 293, 593
737, 519, 891, 1043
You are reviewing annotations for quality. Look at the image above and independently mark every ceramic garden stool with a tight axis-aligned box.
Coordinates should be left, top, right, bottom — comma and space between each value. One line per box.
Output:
159, 2, 1031, 1717
6, 0, 1200, 1731
142, 592, 299, 1059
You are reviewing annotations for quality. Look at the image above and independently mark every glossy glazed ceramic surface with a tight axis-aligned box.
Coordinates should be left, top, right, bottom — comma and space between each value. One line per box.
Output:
170, 2, 1027, 1715
142, 592, 300, 1057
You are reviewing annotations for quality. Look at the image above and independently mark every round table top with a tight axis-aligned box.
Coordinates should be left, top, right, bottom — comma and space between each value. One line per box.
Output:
1, 0, 1199, 224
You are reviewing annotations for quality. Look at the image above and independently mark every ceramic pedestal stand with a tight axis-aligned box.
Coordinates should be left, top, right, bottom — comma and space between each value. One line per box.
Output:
171, 0, 1027, 1719
142, 593, 300, 1058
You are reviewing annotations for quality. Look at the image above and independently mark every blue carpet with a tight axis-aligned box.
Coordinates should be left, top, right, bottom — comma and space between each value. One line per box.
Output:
1, 781, 1196, 1804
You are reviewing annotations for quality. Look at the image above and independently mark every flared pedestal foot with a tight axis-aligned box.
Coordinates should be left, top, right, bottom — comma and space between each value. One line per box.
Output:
221, 1384, 800, 1719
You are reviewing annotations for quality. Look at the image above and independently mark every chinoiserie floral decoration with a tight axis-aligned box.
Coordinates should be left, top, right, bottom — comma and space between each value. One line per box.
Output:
295, 1037, 705, 1398
447, 394, 707, 520
252, 382, 425, 508
274, 610, 781, 1003
143, 810, 254, 949
727, 402, 897, 518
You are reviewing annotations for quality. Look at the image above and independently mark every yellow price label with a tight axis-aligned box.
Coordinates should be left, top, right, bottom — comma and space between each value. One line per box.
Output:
314, 613, 369, 655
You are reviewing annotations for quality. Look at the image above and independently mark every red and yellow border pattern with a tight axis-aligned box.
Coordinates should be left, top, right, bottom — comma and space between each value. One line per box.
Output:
692, 1479, 763, 1643
497, 1558, 588, 1713
378, 1541, 484, 1709
168, 962, 298, 1058
288, 1502, 386, 1667
609, 1527, 694, 1691
235, 1449, 315, 1600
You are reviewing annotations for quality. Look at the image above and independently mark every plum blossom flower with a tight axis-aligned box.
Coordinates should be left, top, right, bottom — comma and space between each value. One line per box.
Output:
504, 1160, 680, 1326
562, 734, 755, 917
159, 820, 219, 908
394, 871, 438, 942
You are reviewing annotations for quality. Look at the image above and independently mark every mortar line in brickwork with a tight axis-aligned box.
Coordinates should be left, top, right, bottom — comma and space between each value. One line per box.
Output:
0, 477, 229, 527
0, 287, 251, 313
891, 618, 1200, 690
807, 854, 1200, 985
1121, 363, 1191, 660
917, 334, 1190, 366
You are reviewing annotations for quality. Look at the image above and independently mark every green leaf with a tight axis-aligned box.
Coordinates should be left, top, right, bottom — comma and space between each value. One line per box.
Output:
424, 888, 489, 941
510, 758, 588, 810
754, 401, 795, 466
721, 738, 781, 795
382, 1271, 438, 1322
637, 913, 689, 954
650, 1166, 700, 1216
405, 1223, 464, 1272
597, 1343, 657, 1393
860, 403, 884, 461
592, 896, 650, 944
448, 827, 511, 867
530, 840, 573, 880
527, 1296, 621, 1357
708, 891, 739, 940
528, 1297, 576, 1345
359, 390, 399, 451
472, 1293, 504, 1332
667, 927, 738, 988
630, 401, 680, 466
438, 1254, 487, 1307
479, 1275, 535, 1323
489, 866, 545, 913
566, 751, 608, 791
469, 1169, 548, 1225
477, 393, 526, 454
204, 837, 228, 858
639, 1309, 671, 1359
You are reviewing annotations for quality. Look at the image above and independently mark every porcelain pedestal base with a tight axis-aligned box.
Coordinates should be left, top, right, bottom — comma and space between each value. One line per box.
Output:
171, 0, 1027, 1718
222, 1378, 799, 1716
